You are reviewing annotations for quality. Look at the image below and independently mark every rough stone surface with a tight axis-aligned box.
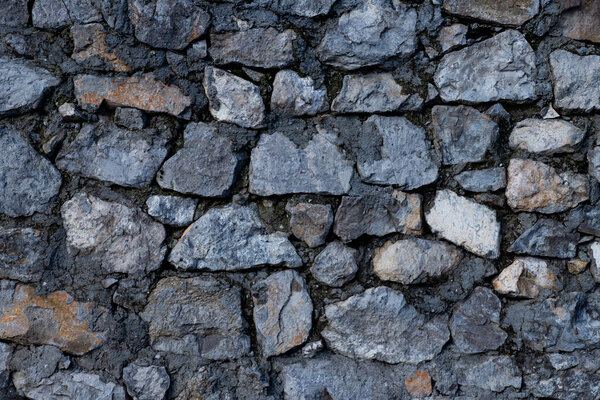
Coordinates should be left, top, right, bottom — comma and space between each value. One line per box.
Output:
271, 70, 328, 116
32, 0, 102, 29
146, 195, 197, 227
550, 50, 600, 112
443, 0, 539, 25
14, 371, 125, 400
455, 168, 507, 192
438, 24, 468, 52
580, 204, 600, 236
331, 73, 408, 113
589, 145, 600, 183
0, 0, 29, 27
269, 0, 336, 17
285, 202, 333, 248
557, 0, 600, 43
310, 241, 358, 287
71, 23, 131, 73
455, 355, 522, 392
114, 107, 146, 130
493, 257, 557, 298
509, 219, 578, 258
405, 370, 432, 397
123, 363, 170, 400
0, 228, 50, 283
509, 118, 585, 154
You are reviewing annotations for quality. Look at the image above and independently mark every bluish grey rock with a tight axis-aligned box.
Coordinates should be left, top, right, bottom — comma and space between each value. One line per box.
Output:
0, 0, 29, 27
10, 345, 69, 394
455, 168, 507, 192
32, 0, 102, 29
271, 70, 328, 116
123, 363, 170, 400
146, 195, 197, 227
455, 355, 522, 392
509, 118, 585, 154
114, 107, 146, 130
331, 73, 409, 113
509, 219, 578, 259
0, 228, 50, 282
13, 371, 126, 400
269, 0, 336, 17
311, 241, 358, 287
525, 369, 600, 400
550, 50, 600, 112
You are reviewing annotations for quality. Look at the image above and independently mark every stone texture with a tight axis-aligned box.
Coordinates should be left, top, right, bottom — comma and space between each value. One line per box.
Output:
310, 241, 358, 287
434, 30, 537, 103
509, 118, 585, 154
114, 107, 146, 129
269, 0, 336, 17
285, 202, 333, 248
405, 370, 432, 397
271, 70, 328, 116
32, 0, 102, 29
526, 369, 600, 400
557, 0, 600, 43
455, 355, 522, 392
0, 228, 49, 283
14, 371, 125, 400
168, 203, 301, 271
373, 238, 463, 284
146, 195, 197, 227
509, 219, 578, 258
455, 168, 507, 192
0, 0, 29, 27
71, 23, 130, 72
123, 363, 170, 400
331, 73, 409, 113
438, 23, 468, 52
506, 159, 589, 213
550, 50, 600, 112
579, 204, 600, 236
443, 0, 539, 25
141, 276, 250, 358
426, 190, 501, 259
493, 257, 557, 298
252, 270, 313, 357
589, 145, 600, 183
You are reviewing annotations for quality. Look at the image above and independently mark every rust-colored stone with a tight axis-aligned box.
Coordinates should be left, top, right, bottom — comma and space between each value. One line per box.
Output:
71, 23, 130, 72
405, 370, 432, 397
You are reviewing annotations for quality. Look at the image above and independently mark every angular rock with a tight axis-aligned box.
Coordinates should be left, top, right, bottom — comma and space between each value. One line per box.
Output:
455, 168, 507, 192
432, 105, 499, 165
146, 195, 197, 227
443, 0, 539, 25
405, 370, 432, 398
71, 23, 130, 72
310, 241, 358, 287
322, 286, 449, 364
9, 345, 67, 393
168, 203, 301, 271
210, 28, 296, 68
271, 70, 328, 116
579, 204, 600, 236
0, 0, 28, 27
526, 369, 600, 400
426, 190, 501, 259
269, 0, 336, 17
506, 159, 589, 213
450, 287, 507, 353
0, 125, 62, 217
317, 0, 417, 70
14, 371, 125, 400
493, 257, 557, 298
331, 73, 409, 113
157, 122, 242, 196
589, 145, 600, 183
509, 118, 585, 154
114, 107, 145, 130
557, 0, 600, 43
508, 219, 578, 258
252, 270, 313, 357
123, 363, 170, 400
141, 276, 250, 358
0, 228, 49, 283
438, 23, 468, 52
32, 0, 102, 29
62, 192, 166, 274
128, 0, 210, 50
357, 116, 438, 189
203, 67, 266, 129
434, 30, 537, 103
285, 202, 333, 248
373, 238, 463, 284
568, 259, 588, 275
249, 131, 353, 195
456, 355, 522, 392
550, 50, 600, 112
74, 74, 191, 117
56, 121, 168, 188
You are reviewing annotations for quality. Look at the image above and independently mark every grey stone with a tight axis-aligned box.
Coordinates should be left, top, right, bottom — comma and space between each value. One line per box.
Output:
0, 343, 12, 388
252, 270, 313, 357
14, 371, 125, 400
141, 276, 251, 359
271, 70, 328, 116
168, 203, 301, 271
210, 28, 296, 68
203, 67, 266, 129
285, 202, 333, 248
0, 125, 62, 217
310, 241, 358, 287
10, 345, 68, 393
455, 168, 507, 192
434, 30, 537, 103
546, 353, 579, 370
579, 204, 600, 236
123, 363, 170, 400
550, 50, 600, 112
157, 122, 243, 197
32, 0, 102, 29
70, 23, 132, 73
0, 0, 28, 27
438, 23, 468, 52
331, 73, 409, 113
556, 0, 600, 44
114, 107, 146, 130
455, 355, 522, 392
56, 121, 168, 188
58, 103, 85, 122
443, 0, 539, 25
485, 103, 512, 129
493, 257, 557, 298
432, 105, 499, 165
269, 0, 336, 17
0, 227, 50, 282
525, 369, 600, 400
589, 146, 600, 184
317, 0, 417, 70
509, 118, 585, 154
450, 287, 507, 353
509, 219, 578, 258
146, 195, 197, 227
62, 192, 166, 274
357, 116, 438, 190
322, 286, 449, 364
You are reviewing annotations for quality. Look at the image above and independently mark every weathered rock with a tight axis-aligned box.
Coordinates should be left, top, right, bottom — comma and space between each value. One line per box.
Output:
71, 23, 131, 72
579, 205, 600, 236
32, 0, 102, 29
285, 202, 333, 248
9, 345, 67, 394
443, 0, 539, 25
509, 118, 585, 154
203, 67, 266, 129
0, 228, 49, 283
157, 122, 242, 197
357, 116, 438, 189
310, 241, 358, 287
0, 125, 62, 217
455, 168, 507, 192
526, 369, 600, 400
568, 260, 588, 275
114, 107, 146, 130
438, 23, 468, 52
210, 28, 296, 68
331, 73, 409, 113
450, 287, 507, 353
58, 103, 84, 121
506, 159, 589, 213
373, 238, 463, 284
271, 70, 328, 116
557, 0, 600, 43
249, 131, 353, 196
434, 30, 537, 103
146, 195, 197, 227
317, 0, 417, 70
62, 192, 166, 274
123, 363, 170, 400
590, 241, 600, 283
426, 190, 501, 259
252, 270, 313, 357
509, 219, 578, 258
56, 121, 168, 188
432, 105, 499, 165
141, 276, 250, 359
74, 74, 191, 117
0, 0, 28, 27
168, 203, 301, 271
322, 286, 449, 364
269, 0, 336, 17
493, 257, 557, 298
550, 50, 600, 112
334, 189, 422, 242
128, 0, 210, 50
405, 370, 432, 398
589, 146, 600, 183
455, 355, 522, 392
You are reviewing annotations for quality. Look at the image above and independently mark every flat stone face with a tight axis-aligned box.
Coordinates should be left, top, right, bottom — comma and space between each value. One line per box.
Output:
252, 270, 313, 357
74, 74, 191, 117
357, 116, 438, 189
210, 28, 296, 68
432, 105, 499, 165
331, 73, 408, 113
203, 67, 266, 129
168, 204, 301, 271
32, 0, 102, 29
557, 0, 600, 43
506, 159, 589, 213
438, 23, 468, 52
317, 0, 417, 70
434, 30, 537, 103
455, 168, 507, 192
56, 122, 168, 188
550, 50, 600, 112
0, 228, 49, 283
509, 118, 585, 154
493, 257, 557, 298
285, 202, 333, 248
0, 280, 108, 355
310, 241, 358, 287
61, 192, 166, 274
456, 355, 522, 392
509, 219, 578, 258
322, 286, 449, 364
71, 23, 131, 72
373, 238, 463, 284
157, 122, 242, 197
0, 125, 62, 217
426, 190, 501, 259
123, 363, 170, 400
141, 276, 250, 359
146, 195, 197, 227
269, 0, 336, 17
271, 70, 328, 116
0, 0, 29, 27
249, 132, 353, 196
443, 0, 539, 25
579, 205, 600, 236
14, 371, 125, 400
128, 0, 210, 50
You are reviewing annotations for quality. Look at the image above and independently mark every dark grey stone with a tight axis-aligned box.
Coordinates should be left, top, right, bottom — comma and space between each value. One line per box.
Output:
509, 219, 579, 259
13, 371, 125, 400
455, 168, 507, 192
455, 354, 522, 392
269, 0, 336, 17
0, 228, 50, 283
32, 0, 102, 29
114, 107, 146, 130
0, 0, 29, 27
525, 369, 600, 400
311, 241, 358, 287
123, 363, 170, 400
579, 205, 600, 236
146, 195, 197, 227
10, 345, 68, 392
550, 50, 600, 112
331, 73, 409, 113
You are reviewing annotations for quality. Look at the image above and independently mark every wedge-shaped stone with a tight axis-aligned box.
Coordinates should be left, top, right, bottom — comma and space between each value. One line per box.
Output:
271, 70, 328, 116
331, 73, 408, 113
550, 50, 600, 112
509, 118, 585, 154
493, 257, 557, 298
509, 219, 578, 258
443, 0, 539, 26
455, 168, 507, 193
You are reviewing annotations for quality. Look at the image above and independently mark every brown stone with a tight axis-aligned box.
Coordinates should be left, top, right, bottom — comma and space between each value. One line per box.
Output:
285, 202, 333, 248
443, 0, 539, 26
493, 257, 557, 298
405, 370, 432, 397
568, 259, 588, 275
71, 24, 130, 72
557, 0, 600, 43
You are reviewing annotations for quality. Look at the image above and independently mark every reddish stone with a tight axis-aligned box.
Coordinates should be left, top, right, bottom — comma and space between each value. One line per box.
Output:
405, 370, 432, 397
